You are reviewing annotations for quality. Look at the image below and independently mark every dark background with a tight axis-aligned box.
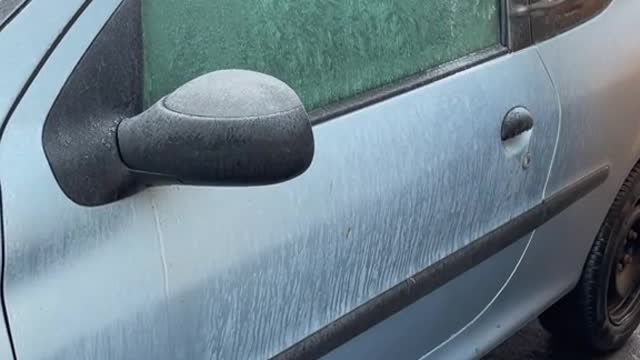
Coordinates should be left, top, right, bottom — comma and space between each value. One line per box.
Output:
484, 321, 640, 360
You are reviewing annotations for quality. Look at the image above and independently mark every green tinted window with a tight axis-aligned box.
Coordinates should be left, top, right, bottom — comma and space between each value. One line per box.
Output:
143, 1, 500, 110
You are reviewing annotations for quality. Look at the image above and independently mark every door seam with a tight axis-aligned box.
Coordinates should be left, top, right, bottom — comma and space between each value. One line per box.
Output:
421, 47, 564, 359
0, 184, 16, 360
536, 46, 563, 198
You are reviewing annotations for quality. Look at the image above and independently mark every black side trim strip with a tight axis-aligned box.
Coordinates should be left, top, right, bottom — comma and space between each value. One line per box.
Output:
309, 45, 507, 126
272, 165, 610, 360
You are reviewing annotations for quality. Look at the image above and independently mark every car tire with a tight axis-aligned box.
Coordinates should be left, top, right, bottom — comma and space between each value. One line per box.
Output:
539, 165, 640, 352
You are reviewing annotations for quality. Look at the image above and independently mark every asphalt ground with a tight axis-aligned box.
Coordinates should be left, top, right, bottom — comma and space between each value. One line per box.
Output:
484, 321, 640, 360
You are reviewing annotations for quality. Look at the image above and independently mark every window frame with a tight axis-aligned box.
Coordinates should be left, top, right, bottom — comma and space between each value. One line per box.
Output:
311, 0, 521, 125
311, 0, 615, 125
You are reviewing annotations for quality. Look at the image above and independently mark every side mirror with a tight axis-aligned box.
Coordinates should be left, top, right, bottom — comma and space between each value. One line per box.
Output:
42, 2, 314, 206
118, 70, 314, 186
44, 69, 314, 206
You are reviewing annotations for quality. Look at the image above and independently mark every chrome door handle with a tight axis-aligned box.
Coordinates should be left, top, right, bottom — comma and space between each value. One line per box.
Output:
511, 0, 567, 17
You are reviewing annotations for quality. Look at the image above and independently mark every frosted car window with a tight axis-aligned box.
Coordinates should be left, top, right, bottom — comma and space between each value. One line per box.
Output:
143, 0, 500, 110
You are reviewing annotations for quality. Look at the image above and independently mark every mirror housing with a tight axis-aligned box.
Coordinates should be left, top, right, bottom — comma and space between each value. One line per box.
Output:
118, 70, 314, 186
44, 68, 314, 207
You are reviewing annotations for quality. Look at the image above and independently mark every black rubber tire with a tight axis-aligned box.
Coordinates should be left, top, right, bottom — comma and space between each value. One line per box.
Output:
539, 165, 640, 352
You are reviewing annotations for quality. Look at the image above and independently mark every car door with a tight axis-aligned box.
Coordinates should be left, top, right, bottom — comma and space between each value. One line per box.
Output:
0, 0, 560, 359
423, 1, 640, 358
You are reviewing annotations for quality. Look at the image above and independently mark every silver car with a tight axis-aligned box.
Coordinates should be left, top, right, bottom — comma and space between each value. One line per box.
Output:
1, 0, 639, 359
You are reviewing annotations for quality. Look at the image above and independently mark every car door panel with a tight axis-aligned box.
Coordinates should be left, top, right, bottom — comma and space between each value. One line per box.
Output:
149, 47, 559, 360
0, 1, 562, 360
322, 233, 532, 360
425, 0, 640, 358
0, 1, 170, 359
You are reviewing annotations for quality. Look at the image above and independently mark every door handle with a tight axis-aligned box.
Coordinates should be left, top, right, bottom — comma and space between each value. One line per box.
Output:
501, 107, 534, 141
511, 0, 567, 17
